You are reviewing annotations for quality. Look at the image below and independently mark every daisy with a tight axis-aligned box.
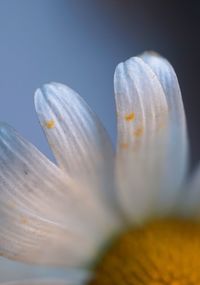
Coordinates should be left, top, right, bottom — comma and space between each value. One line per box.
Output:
0, 51, 199, 285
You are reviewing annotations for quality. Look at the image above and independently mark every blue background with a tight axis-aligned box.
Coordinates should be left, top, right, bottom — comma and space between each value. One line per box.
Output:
0, 1, 199, 160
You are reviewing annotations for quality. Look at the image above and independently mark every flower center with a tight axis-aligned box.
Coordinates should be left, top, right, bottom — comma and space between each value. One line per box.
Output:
88, 218, 200, 285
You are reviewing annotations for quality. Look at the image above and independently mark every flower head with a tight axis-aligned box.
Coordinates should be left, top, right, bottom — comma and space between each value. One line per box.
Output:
0, 52, 199, 284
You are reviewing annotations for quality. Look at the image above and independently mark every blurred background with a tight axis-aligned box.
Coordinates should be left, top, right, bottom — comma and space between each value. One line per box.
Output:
0, 0, 199, 281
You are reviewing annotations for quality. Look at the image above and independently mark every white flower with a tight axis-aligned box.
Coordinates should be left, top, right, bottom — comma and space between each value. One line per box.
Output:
0, 52, 199, 284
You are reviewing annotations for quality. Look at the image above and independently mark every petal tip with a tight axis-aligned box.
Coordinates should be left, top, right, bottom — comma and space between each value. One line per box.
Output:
34, 82, 61, 112
141, 50, 162, 58
34, 82, 77, 105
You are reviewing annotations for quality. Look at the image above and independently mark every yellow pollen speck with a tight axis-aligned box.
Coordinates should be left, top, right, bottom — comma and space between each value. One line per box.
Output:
20, 217, 29, 225
134, 126, 144, 137
88, 218, 200, 285
45, 119, 55, 129
124, 112, 135, 122
120, 143, 129, 149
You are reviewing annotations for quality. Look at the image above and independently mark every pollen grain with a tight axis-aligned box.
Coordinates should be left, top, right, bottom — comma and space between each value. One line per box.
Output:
124, 112, 135, 122
45, 119, 55, 129
120, 143, 129, 149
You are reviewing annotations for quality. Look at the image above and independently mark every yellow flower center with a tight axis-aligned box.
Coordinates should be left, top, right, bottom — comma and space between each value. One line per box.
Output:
88, 218, 200, 285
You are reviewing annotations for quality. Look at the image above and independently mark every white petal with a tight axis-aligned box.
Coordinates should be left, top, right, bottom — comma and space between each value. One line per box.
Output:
0, 271, 89, 285
140, 51, 189, 202
0, 124, 118, 267
0, 269, 91, 285
0, 258, 89, 284
1, 280, 80, 285
34, 83, 116, 206
114, 56, 188, 222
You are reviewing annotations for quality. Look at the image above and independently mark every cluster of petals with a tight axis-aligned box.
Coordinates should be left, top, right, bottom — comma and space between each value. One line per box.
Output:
0, 52, 199, 284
